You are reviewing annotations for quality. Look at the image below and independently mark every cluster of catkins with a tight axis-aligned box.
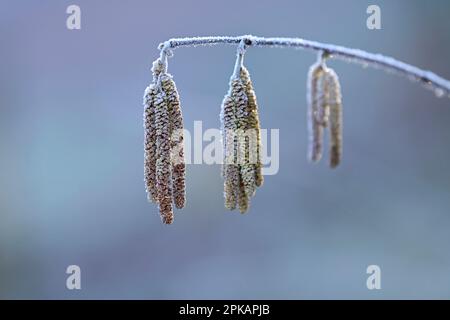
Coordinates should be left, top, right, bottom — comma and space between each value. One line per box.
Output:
307, 55, 343, 168
220, 65, 264, 213
143, 58, 186, 224
143, 49, 343, 224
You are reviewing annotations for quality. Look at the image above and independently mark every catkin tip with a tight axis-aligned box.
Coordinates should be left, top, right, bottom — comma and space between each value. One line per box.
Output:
161, 213, 174, 224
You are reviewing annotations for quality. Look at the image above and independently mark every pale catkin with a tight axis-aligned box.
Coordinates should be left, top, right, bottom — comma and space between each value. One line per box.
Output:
232, 78, 249, 163
143, 84, 158, 203
220, 96, 233, 178
154, 89, 174, 224
232, 78, 255, 209
307, 63, 326, 162
143, 59, 166, 203
220, 94, 239, 210
315, 73, 330, 127
240, 66, 263, 188
144, 57, 189, 224
325, 68, 343, 168
307, 58, 344, 168
221, 76, 252, 212
161, 74, 186, 209
220, 65, 264, 213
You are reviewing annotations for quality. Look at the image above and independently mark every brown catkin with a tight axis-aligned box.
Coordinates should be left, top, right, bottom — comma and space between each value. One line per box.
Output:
240, 66, 263, 188
307, 63, 326, 162
238, 176, 249, 213
143, 84, 158, 203
224, 163, 239, 210
144, 57, 189, 224
143, 59, 166, 203
161, 74, 186, 209
325, 68, 343, 168
154, 89, 174, 224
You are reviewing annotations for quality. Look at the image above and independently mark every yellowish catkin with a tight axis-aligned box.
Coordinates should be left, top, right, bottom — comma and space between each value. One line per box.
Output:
220, 65, 264, 213
232, 77, 254, 212
161, 74, 186, 209
307, 62, 326, 162
240, 66, 263, 188
221, 94, 239, 210
154, 89, 174, 224
325, 68, 343, 168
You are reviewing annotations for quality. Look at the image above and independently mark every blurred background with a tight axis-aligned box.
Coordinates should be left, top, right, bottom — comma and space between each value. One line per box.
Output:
1, 0, 450, 299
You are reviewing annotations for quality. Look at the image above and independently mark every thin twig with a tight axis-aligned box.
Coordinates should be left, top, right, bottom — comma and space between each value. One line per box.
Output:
158, 35, 450, 98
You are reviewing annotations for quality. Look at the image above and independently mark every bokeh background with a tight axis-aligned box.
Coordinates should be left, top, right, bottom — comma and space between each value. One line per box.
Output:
1, 0, 450, 299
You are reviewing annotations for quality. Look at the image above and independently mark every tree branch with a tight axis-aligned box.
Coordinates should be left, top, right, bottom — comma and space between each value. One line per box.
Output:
158, 35, 450, 98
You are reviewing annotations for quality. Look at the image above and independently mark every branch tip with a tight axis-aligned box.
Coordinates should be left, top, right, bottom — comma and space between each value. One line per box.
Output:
154, 35, 450, 97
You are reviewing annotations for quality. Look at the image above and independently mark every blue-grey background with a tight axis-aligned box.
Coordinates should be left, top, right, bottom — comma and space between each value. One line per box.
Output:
1, 0, 450, 299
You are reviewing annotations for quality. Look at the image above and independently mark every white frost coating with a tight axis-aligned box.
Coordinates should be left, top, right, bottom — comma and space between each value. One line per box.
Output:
158, 35, 450, 97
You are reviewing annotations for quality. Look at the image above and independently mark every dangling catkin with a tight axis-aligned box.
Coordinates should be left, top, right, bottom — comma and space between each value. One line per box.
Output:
154, 89, 174, 224
220, 59, 265, 213
240, 66, 263, 188
307, 62, 326, 162
221, 93, 239, 210
143, 59, 165, 203
161, 73, 186, 209
325, 68, 343, 168
232, 77, 255, 212
315, 73, 330, 127
307, 56, 344, 168
143, 84, 158, 203
144, 56, 188, 224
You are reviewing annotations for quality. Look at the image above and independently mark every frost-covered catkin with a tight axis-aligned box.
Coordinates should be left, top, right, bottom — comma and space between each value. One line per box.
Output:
240, 66, 263, 188
161, 74, 186, 209
325, 69, 343, 168
220, 63, 264, 213
307, 57, 344, 168
232, 78, 254, 212
143, 59, 165, 203
315, 74, 330, 127
307, 63, 326, 162
143, 84, 158, 203
154, 89, 174, 224
221, 94, 239, 210
144, 56, 188, 224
